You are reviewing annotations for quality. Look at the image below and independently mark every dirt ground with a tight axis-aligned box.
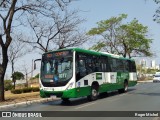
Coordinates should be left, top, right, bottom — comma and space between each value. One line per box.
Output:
0, 91, 41, 106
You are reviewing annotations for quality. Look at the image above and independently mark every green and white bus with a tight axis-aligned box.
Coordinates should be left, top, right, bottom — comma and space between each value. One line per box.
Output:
39, 48, 137, 101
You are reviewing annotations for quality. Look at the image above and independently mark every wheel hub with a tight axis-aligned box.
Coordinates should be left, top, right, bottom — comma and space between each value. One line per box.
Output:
92, 89, 97, 97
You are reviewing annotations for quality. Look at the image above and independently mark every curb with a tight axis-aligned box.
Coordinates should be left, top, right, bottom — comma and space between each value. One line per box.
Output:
137, 80, 153, 83
0, 97, 60, 110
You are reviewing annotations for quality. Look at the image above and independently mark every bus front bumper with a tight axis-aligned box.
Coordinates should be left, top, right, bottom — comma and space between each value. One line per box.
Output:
40, 89, 76, 98
40, 86, 91, 99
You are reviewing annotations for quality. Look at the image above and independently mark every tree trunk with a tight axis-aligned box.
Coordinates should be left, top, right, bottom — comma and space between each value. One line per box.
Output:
123, 42, 128, 58
0, 67, 5, 101
0, 47, 8, 101
25, 73, 28, 88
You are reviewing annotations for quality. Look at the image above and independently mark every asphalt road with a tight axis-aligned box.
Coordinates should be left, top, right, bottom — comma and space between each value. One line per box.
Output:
1, 82, 160, 120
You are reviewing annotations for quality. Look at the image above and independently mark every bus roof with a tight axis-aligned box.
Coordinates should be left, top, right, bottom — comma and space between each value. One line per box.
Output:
44, 47, 135, 61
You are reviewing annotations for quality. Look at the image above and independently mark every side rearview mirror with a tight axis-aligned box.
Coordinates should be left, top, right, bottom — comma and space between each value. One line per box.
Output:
34, 59, 41, 70
34, 63, 36, 70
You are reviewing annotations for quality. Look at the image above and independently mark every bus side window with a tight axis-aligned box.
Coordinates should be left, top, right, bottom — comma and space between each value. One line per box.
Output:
123, 60, 129, 72
109, 58, 117, 72
100, 56, 109, 72
116, 59, 124, 72
86, 56, 93, 73
79, 59, 86, 74
94, 57, 101, 72
76, 54, 87, 81
128, 60, 132, 72
128, 60, 136, 72
131, 61, 136, 72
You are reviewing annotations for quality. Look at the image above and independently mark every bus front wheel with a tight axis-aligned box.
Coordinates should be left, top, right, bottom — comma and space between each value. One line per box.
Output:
87, 86, 99, 101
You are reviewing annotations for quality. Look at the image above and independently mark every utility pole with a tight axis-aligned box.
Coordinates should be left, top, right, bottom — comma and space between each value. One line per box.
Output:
31, 59, 34, 78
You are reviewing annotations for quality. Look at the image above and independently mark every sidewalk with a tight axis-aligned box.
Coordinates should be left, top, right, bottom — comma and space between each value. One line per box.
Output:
0, 91, 60, 110
0, 97, 59, 110
137, 80, 153, 83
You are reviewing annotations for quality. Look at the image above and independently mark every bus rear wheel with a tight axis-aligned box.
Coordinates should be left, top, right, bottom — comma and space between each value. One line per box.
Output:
118, 81, 128, 93
87, 86, 99, 101
124, 81, 128, 92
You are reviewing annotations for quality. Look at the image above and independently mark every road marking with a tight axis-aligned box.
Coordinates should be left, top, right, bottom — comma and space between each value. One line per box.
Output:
118, 94, 127, 97
74, 102, 96, 110
107, 98, 119, 102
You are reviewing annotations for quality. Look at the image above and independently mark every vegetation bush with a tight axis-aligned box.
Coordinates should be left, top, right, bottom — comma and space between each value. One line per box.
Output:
4, 80, 14, 91
11, 87, 40, 94
11, 89, 23, 94
138, 76, 153, 81
32, 87, 40, 92
22, 87, 32, 93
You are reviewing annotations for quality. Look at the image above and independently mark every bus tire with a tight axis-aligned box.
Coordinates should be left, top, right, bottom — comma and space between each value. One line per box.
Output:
124, 81, 128, 92
87, 85, 99, 101
118, 81, 128, 93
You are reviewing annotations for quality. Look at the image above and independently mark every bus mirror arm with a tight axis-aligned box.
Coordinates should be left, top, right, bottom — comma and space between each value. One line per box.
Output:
34, 59, 41, 70
34, 63, 36, 70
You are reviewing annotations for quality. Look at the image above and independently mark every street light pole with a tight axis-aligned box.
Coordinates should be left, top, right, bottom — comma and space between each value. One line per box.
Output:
31, 59, 34, 78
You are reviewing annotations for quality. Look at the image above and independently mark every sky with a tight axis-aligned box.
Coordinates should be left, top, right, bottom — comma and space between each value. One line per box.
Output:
69, 0, 160, 65
5, 0, 160, 79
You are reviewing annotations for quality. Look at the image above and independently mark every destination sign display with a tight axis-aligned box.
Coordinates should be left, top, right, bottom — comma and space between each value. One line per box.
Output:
44, 75, 53, 79
47, 54, 52, 58
55, 51, 67, 56
45, 51, 72, 58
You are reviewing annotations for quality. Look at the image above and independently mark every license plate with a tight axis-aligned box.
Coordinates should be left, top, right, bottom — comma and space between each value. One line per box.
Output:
50, 95, 57, 98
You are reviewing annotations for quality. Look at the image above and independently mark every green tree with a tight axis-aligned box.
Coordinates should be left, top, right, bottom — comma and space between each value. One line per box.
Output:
146, 68, 156, 74
11, 71, 24, 80
88, 14, 127, 53
87, 14, 153, 58
4, 80, 13, 91
117, 19, 153, 58
11, 71, 24, 89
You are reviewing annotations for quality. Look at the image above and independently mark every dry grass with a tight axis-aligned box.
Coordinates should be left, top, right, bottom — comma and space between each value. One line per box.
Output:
137, 76, 153, 81
0, 91, 40, 106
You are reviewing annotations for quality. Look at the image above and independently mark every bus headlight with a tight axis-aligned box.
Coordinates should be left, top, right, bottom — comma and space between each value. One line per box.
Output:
66, 82, 74, 90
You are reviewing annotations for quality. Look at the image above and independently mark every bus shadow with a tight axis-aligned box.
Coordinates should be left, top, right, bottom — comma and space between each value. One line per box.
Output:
44, 88, 136, 106
126, 86, 160, 97
98, 88, 136, 99
137, 93, 160, 96
61, 97, 89, 106
128, 92, 160, 97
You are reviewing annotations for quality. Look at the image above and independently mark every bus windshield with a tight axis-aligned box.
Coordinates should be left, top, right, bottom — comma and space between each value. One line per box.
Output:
41, 50, 73, 87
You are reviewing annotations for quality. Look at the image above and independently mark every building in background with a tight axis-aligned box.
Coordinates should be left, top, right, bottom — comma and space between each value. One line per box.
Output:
156, 65, 160, 70
141, 59, 147, 68
151, 60, 156, 69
